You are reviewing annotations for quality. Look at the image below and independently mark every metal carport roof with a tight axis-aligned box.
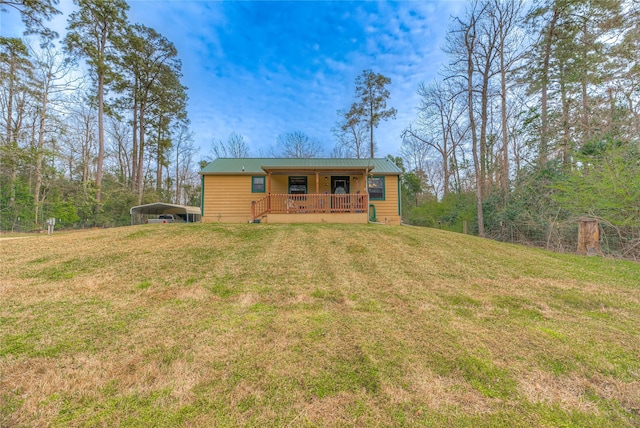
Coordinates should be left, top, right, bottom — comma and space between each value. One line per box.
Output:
130, 202, 201, 224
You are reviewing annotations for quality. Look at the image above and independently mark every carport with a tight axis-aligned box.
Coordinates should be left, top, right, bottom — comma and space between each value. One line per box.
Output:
130, 202, 201, 224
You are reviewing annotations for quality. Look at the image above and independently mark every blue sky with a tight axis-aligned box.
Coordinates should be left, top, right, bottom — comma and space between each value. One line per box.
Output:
1, 1, 465, 158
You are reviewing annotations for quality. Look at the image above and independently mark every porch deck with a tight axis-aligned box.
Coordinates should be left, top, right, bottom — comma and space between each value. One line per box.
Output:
252, 193, 368, 221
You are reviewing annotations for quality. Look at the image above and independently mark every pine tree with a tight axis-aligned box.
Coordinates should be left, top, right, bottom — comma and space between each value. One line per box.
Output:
343, 70, 396, 158
65, 0, 129, 206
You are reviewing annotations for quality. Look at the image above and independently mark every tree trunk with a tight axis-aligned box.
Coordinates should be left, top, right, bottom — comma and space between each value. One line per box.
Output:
82, 116, 91, 182
580, 18, 590, 143
477, 18, 496, 196
499, 32, 509, 198
466, 18, 485, 237
369, 94, 375, 158
137, 103, 146, 204
96, 23, 107, 206
512, 131, 520, 178
560, 62, 571, 165
5, 58, 15, 147
175, 144, 180, 204
131, 93, 138, 192
540, 8, 559, 166
156, 131, 163, 192
441, 115, 450, 197
34, 76, 50, 227
156, 124, 163, 192
629, 97, 640, 152
5, 55, 17, 230
479, 74, 489, 195
452, 144, 462, 194
96, 72, 104, 205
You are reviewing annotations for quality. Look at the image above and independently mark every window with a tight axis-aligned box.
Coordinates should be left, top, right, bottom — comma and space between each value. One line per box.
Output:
289, 176, 307, 194
367, 176, 385, 200
252, 176, 266, 193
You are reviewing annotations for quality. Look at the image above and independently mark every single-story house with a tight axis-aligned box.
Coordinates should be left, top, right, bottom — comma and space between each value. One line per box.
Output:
200, 158, 403, 224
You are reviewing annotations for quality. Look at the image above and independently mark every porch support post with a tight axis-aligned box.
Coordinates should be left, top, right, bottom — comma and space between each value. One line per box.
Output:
267, 171, 272, 212
365, 168, 370, 221
315, 171, 319, 194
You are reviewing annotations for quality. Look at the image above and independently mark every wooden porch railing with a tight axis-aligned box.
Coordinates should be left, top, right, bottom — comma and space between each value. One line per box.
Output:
252, 195, 270, 220
252, 193, 368, 220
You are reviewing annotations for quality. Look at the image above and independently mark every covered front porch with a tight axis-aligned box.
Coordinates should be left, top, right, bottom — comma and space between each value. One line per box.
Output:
250, 165, 372, 223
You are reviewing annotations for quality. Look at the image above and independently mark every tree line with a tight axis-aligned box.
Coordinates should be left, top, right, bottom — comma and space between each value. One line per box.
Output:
1, 0, 197, 230
399, 0, 639, 259
2, 0, 638, 260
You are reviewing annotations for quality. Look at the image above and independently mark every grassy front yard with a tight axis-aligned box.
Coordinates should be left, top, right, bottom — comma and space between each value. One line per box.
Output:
1, 223, 639, 426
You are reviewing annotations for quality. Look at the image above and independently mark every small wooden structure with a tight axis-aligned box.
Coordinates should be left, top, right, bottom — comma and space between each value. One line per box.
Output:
577, 218, 601, 256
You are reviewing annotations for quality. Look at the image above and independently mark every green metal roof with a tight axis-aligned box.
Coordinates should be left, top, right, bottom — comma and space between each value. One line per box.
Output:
200, 158, 403, 175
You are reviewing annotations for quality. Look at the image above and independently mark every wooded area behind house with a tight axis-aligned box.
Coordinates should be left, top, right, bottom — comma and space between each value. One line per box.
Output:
1, 0, 638, 258
397, 0, 639, 260
1, 0, 198, 229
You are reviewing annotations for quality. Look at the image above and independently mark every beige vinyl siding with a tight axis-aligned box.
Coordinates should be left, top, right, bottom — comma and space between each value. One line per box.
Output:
368, 175, 401, 224
270, 175, 292, 193
202, 175, 261, 223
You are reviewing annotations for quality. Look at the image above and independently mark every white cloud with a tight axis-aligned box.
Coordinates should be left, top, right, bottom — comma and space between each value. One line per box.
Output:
2, 0, 465, 159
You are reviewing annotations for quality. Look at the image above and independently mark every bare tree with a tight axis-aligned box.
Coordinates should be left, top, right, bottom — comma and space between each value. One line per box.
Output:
0, 37, 33, 229
402, 80, 468, 197
61, 98, 97, 183
275, 131, 322, 158
171, 124, 197, 204
210, 131, 250, 158
444, 0, 491, 236
493, 0, 525, 194
106, 114, 132, 188
332, 109, 367, 158
29, 41, 75, 226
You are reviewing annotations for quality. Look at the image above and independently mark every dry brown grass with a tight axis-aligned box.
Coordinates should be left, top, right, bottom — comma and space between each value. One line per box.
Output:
1, 223, 639, 427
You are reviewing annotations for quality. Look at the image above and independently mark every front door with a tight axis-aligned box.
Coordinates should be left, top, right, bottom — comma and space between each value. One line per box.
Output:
331, 176, 349, 194
331, 176, 350, 210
